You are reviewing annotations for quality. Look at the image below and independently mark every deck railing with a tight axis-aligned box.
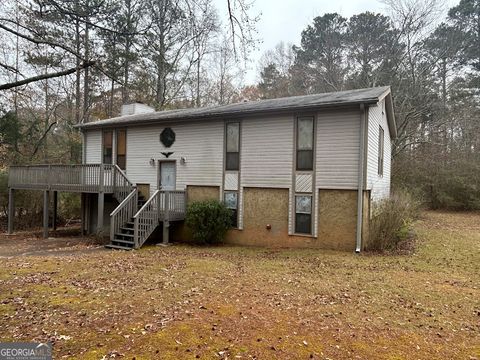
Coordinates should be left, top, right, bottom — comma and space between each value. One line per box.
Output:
159, 190, 187, 221
8, 164, 133, 196
110, 188, 138, 243
133, 190, 186, 248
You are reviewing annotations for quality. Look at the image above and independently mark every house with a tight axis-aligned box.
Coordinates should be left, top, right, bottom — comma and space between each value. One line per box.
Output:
7, 86, 396, 252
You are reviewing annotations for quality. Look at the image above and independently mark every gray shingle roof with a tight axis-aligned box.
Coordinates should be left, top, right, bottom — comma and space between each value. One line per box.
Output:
77, 86, 391, 130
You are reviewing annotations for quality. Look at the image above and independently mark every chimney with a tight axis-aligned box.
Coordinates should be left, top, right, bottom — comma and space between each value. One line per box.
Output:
121, 102, 155, 116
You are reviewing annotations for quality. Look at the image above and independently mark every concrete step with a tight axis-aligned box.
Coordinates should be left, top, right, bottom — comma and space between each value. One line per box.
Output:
105, 244, 133, 250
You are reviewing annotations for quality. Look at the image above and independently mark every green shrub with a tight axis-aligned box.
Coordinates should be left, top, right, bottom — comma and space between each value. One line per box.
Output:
185, 200, 232, 245
366, 190, 421, 252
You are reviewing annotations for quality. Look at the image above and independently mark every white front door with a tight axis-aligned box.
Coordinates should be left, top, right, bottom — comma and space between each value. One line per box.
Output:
159, 161, 176, 190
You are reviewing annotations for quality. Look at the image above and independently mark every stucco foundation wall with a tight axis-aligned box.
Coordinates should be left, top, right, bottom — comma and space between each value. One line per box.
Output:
225, 187, 299, 246
186, 185, 220, 203
317, 190, 358, 251
173, 186, 370, 251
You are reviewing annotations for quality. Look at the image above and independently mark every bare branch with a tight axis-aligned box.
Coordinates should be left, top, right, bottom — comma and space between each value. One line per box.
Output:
0, 61, 95, 91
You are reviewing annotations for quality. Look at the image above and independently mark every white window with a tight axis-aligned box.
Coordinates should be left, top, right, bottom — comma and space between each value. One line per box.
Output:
378, 126, 384, 176
295, 195, 312, 234
296, 117, 314, 170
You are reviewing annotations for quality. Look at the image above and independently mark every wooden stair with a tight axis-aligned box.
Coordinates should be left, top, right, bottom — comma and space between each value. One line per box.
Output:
105, 193, 146, 250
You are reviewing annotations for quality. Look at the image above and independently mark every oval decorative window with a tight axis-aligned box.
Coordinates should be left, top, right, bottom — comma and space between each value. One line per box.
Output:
160, 128, 176, 148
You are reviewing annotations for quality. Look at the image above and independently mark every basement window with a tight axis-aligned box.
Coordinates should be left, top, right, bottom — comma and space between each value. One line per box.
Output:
296, 116, 314, 170
226, 122, 240, 170
378, 126, 384, 176
295, 195, 312, 234
224, 191, 238, 228
116, 129, 127, 170
103, 130, 113, 164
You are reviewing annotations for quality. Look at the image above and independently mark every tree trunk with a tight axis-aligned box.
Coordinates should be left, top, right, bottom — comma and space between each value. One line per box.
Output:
75, 0, 81, 124
83, 0, 90, 122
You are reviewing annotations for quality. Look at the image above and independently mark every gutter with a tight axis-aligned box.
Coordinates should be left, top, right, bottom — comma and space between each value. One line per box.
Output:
74, 99, 381, 130
356, 104, 367, 253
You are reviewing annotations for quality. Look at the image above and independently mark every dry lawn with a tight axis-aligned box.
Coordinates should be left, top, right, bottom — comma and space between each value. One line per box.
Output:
0, 211, 479, 359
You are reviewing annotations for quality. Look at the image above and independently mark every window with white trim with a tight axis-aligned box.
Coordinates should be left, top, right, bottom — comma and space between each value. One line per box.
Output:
116, 129, 126, 170
378, 126, 384, 176
295, 195, 312, 234
224, 191, 238, 228
102, 130, 113, 164
225, 122, 239, 170
296, 116, 314, 170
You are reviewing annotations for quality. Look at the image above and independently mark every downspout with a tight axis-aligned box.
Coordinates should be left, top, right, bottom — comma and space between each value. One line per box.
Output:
81, 130, 86, 164
356, 104, 367, 253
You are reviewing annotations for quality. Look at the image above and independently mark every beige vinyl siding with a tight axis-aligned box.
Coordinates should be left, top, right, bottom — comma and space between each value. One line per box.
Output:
315, 109, 361, 189
126, 120, 224, 195
240, 115, 294, 188
84, 130, 102, 164
366, 100, 391, 200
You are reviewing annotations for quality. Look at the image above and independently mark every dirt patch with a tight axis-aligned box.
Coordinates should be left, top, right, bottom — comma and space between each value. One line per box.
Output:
0, 227, 105, 257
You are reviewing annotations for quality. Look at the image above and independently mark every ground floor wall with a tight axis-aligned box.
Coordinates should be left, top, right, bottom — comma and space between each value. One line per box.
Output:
84, 193, 117, 235
173, 185, 371, 251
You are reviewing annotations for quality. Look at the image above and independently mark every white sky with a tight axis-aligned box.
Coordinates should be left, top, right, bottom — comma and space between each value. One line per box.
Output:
213, 0, 460, 85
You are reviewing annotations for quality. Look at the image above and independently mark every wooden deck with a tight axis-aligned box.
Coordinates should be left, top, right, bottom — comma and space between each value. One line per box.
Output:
8, 163, 186, 249
8, 164, 134, 197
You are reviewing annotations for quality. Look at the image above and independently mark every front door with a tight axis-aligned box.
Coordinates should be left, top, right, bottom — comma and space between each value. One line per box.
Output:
159, 161, 176, 190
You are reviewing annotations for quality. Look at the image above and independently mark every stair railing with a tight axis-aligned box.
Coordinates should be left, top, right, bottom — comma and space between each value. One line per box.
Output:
110, 188, 138, 243
133, 190, 161, 249
112, 165, 134, 203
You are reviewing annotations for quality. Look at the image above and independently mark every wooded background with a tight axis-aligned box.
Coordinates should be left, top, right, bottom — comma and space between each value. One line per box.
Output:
0, 0, 479, 225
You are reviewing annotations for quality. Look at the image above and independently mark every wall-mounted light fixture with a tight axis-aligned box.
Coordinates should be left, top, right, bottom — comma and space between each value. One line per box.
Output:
149, 158, 155, 166
180, 156, 187, 165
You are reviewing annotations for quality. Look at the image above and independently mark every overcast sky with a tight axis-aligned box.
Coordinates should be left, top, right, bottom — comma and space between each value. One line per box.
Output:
213, 0, 459, 84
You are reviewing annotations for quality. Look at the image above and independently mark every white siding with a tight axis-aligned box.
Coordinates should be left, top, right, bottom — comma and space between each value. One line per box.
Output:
126, 120, 224, 195
84, 130, 102, 164
241, 115, 294, 188
316, 109, 361, 189
366, 100, 391, 201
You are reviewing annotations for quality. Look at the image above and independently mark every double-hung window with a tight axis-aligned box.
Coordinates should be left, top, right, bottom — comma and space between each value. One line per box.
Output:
295, 195, 312, 234
102, 131, 113, 164
224, 191, 238, 228
116, 129, 127, 170
226, 122, 240, 170
224, 122, 240, 227
294, 116, 314, 234
378, 126, 384, 176
296, 117, 314, 170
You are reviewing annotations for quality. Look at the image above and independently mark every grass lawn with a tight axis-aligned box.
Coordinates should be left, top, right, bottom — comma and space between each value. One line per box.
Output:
0, 211, 479, 359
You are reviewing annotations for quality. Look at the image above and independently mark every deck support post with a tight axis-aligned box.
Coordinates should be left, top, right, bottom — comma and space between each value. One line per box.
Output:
162, 220, 170, 245
162, 191, 170, 245
53, 191, 58, 231
43, 190, 49, 238
80, 193, 85, 236
97, 191, 104, 235
7, 188, 14, 234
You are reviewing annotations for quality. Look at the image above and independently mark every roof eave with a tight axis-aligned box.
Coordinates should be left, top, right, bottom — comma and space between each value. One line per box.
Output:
75, 98, 380, 130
